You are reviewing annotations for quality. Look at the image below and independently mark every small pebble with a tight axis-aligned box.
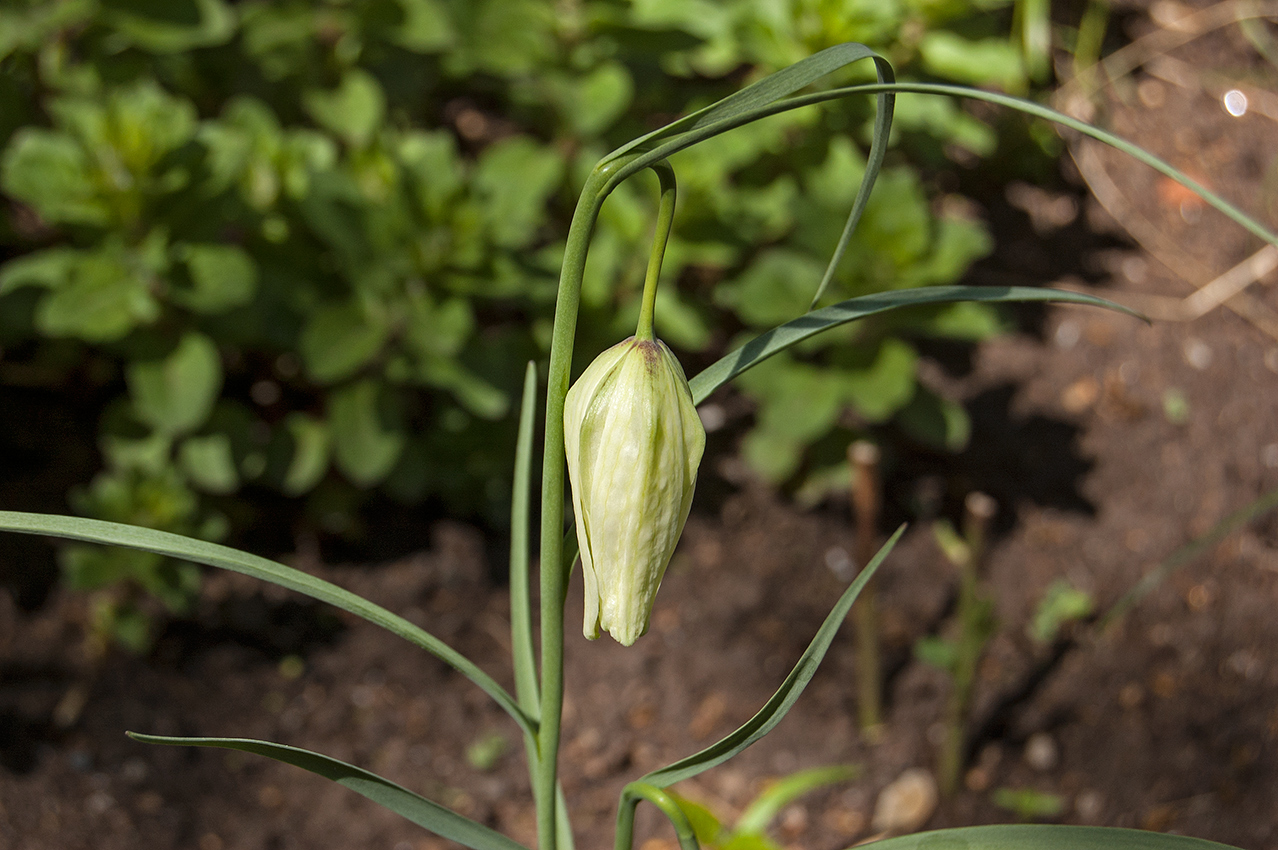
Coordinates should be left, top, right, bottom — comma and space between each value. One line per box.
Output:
871, 768, 938, 835
1076, 790, 1104, 823
1183, 338, 1212, 370
1024, 732, 1059, 772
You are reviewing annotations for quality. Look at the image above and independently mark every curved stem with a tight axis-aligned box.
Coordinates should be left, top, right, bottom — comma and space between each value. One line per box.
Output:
635, 161, 677, 341
536, 153, 637, 850
536, 153, 684, 849
615, 782, 701, 850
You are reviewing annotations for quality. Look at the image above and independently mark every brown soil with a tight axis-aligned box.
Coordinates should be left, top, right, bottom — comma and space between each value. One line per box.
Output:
3, 6, 1278, 850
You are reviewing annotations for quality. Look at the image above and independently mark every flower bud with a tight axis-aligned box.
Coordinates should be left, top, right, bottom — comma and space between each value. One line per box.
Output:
564, 336, 705, 646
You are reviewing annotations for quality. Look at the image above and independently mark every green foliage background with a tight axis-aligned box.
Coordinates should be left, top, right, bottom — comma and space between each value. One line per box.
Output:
0, 0, 1046, 643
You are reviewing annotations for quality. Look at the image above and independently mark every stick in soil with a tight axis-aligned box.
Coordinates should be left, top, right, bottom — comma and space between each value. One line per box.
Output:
850, 440, 883, 734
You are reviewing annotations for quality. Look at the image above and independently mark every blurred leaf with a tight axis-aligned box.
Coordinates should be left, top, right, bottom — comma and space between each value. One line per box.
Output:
0, 0, 96, 62
892, 94, 996, 156
1, 129, 108, 225
933, 518, 970, 566
992, 787, 1066, 820
919, 32, 1026, 92
742, 428, 804, 485
668, 795, 725, 847
36, 248, 160, 341
561, 62, 635, 136
734, 765, 859, 835
716, 249, 824, 328
1029, 580, 1094, 644
280, 413, 331, 496
127, 332, 224, 435
179, 433, 239, 494
448, 0, 555, 77
914, 634, 958, 671
0, 248, 79, 293
300, 300, 389, 384
404, 293, 473, 359
392, 0, 455, 52
465, 732, 510, 772
304, 70, 386, 149
896, 386, 970, 451
328, 379, 405, 487
419, 358, 509, 420
398, 130, 464, 219
175, 244, 258, 314
102, 0, 236, 53
839, 338, 918, 423
474, 137, 564, 247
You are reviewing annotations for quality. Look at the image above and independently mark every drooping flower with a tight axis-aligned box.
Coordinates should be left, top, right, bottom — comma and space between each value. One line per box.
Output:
564, 336, 705, 646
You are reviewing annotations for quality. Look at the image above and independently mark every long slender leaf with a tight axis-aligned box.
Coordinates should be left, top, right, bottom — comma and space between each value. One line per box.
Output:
127, 733, 529, 850
0, 511, 534, 739
598, 43, 895, 312
863, 825, 1242, 850
603, 43, 888, 163
511, 362, 540, 718
762, 82, 1278, 251
639, 525, 905, 788
689, 286, 1139, 405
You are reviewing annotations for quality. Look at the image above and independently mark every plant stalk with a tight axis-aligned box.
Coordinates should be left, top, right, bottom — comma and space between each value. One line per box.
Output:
615, 782, 700, 850
536, 153, 656, 850
938, 492, 996, 797
635, 162, 677, 342
850, 440, 883, 733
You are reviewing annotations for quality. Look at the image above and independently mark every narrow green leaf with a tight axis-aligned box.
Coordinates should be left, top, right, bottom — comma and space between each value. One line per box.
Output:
0, 511, 535, 739
689, 286, 1140, 405
510, 362, 540, 717
862, 825, 1242, 850
603, 43, 886, 163
127, 734, 529, 850
734, 765, 859, 835
770, 81, 1278, 252
596, 42, 895, 312
638, 526, 905, 788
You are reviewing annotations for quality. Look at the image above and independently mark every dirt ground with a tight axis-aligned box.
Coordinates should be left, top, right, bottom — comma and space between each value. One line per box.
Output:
3, 4, 1278, 850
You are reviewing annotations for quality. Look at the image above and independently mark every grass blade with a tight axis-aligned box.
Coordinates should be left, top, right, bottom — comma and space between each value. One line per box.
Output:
638, 525, 905, 788
0, 511, 535, 739
862, 825, 1242, 850
127, 733, 530, 850
1099, 485, 1278, 629
689, 286, 1139, 404
511, 362, 540, 717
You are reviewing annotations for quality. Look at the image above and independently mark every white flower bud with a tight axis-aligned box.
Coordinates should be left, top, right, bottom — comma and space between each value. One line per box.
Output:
564, 336, 706, 646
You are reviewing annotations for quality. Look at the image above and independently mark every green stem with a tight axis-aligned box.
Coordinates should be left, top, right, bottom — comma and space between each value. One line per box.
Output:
536, 153, 644, 850
635, 161, 677, 341
938, 493, 995, 798
615, 782, 700, 850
